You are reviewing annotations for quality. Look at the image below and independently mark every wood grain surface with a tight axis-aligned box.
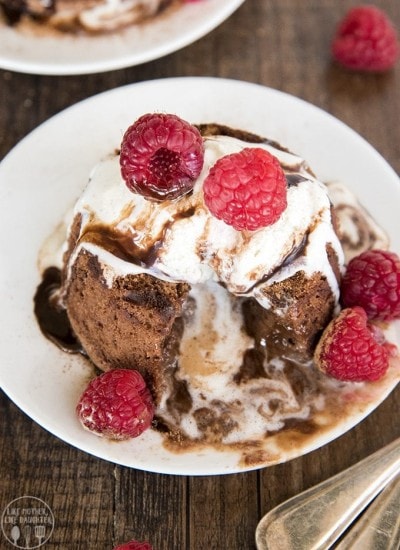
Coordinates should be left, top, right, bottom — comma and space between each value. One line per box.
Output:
1, 1, 400, 549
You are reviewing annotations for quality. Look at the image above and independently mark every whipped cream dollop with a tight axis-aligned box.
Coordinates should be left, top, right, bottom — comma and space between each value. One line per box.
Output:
67, 134, 344, 305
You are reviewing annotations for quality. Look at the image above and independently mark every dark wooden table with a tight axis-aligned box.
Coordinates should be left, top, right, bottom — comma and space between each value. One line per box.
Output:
1, 1, 400, 548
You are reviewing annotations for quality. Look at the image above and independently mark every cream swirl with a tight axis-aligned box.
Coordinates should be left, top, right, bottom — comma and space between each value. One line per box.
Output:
66, 134, 344, 305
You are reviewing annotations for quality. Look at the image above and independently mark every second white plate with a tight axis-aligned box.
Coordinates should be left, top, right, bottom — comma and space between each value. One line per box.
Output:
0, 0, 245, 75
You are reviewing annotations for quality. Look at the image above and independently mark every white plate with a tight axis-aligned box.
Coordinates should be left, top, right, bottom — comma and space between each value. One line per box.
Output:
0, 0, 245, 75
0, 77, 399, 475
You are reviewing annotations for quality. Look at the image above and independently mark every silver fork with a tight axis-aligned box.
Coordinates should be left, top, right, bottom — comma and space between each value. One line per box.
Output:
34, 524, 46, 546
255, 437, 400, 550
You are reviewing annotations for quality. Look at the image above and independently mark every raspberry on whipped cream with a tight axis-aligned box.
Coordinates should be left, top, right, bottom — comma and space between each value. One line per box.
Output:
69, 133, 343, 296
203, 147, 288, 231
120, 113, 204, 201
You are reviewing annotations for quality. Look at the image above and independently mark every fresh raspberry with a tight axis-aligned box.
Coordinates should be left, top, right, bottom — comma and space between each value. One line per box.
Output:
314, 307, 390, 382
331, 6, 399, 72
341, 249, 400, 321
76, 369, 154, 440
120, 113, 204, 201
113, 540, 152, 550
203, 147, 287, 231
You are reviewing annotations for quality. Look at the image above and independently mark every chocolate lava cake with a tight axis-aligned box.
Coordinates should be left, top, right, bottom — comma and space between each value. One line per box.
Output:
57, 123, 344, 405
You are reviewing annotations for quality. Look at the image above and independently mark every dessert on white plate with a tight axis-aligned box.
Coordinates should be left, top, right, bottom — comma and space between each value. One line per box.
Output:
34, 112, 400, 463
1, 78, 399, 473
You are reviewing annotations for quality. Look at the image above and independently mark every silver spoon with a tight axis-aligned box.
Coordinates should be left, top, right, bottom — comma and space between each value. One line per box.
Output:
335, 474, 400, 549
11, 525, 21, 545
255, 437, 400, 550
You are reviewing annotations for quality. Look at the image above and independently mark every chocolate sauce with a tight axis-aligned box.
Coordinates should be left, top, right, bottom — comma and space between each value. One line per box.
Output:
80, 203, 199, 269
173, 205, 196, 220
243, 231, 310, 294
286, 174, 308, 187
166, 377, 192, 417
281, 231, 310, 268
193, 406, 239, 438
0, 0, 23, 23
33, 267, 83, 354
1, 0, 55, 24
335, 204, 381, 253
234, 347, 267, 383
80, 224, 163, 268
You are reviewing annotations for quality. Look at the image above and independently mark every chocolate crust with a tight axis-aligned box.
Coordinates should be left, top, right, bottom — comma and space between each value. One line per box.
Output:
242, 270, 336, 362
64, 248, 189, 403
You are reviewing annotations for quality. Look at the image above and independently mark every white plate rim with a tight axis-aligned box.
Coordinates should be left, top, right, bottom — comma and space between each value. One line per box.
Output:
0, 76, 399, 475
0, 0, 245, 75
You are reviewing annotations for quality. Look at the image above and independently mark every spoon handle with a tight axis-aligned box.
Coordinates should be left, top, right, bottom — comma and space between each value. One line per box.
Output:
255, 438, 400, 550
335, 475, 400, 550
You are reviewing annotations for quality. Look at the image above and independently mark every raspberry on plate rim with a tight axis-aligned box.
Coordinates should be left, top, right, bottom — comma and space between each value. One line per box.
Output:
76, 369, 154, 440
314, 306, 392, 382
341, 249, 400, 321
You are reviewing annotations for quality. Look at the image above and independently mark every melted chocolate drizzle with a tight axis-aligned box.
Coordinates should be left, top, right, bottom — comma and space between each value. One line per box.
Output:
286, 173, 308, 187
1, 0, 55, 24
80, 205, 197, 269
80, 224, 163, 268
33, 267, 83, 354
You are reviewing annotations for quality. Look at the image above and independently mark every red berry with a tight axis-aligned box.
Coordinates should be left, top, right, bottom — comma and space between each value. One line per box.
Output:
203, 147, 287, 231
314, 307, 390, 382
76, 369, 154, 440
113, 540, 152, 550
331, 5, 399, 72
120, 113, 204, 201
341, 249, 400, 321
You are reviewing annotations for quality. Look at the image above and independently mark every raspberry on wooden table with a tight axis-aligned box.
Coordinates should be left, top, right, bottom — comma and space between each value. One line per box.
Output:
331, 5, 399, 72
113, 540, 152, 550
341, 249, 400, 321
203, 147, 287, 231
120, 113, 204, 201
314, 307, 391, 382
76, 369, 154, 440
